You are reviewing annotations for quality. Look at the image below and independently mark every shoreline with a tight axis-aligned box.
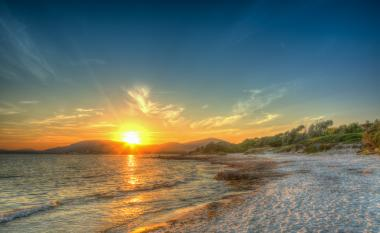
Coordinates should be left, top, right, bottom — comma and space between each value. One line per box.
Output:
130, 147, 376, 233
128, 153, 288, 233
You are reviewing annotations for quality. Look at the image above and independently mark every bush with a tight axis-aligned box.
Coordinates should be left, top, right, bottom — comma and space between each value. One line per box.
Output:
193, 141, 242, 154
362, 120, 380, 154
304, 143, 335, 153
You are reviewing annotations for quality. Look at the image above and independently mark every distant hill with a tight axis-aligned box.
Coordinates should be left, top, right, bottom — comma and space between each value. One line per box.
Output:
0, 138, 227, 155
44, 140, 126, 154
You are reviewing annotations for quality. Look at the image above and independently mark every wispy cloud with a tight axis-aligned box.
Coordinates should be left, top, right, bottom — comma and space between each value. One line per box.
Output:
292, 115, 328, 126
88, 121, 116, 128
29, 108, 103, 125
303, 115, 325, 122
30, 114, 89, 125
0, 16, 56, 82
251, 113, 280, 125
191, 86, 287, 129
0, 102, 21, 115
75, 108, 103, 115
190, 114, 242, 129
201, 104, 209, 109
19, 100, 39, 105
125, 87, 184, 125
193, 128, 240, 135
233, 87, 286, 115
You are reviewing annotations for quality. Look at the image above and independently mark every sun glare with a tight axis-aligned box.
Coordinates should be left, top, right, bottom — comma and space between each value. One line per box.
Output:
122, 131, 141, 145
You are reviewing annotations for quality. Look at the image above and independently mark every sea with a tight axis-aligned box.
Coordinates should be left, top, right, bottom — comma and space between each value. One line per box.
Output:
0, 154, 229, 232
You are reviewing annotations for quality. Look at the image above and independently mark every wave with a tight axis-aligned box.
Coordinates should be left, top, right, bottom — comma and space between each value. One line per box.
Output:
0, 179, 190, 224
0, 175, 23, 179
93, 179, 189, 200
0, 200, 61, 224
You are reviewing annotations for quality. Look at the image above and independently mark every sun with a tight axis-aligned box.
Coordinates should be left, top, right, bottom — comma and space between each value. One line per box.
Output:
122, 131, 141, 145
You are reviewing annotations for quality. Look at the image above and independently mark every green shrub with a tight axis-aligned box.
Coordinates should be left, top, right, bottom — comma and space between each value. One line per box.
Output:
362, 120, 380, 154
304, 143, 335, 153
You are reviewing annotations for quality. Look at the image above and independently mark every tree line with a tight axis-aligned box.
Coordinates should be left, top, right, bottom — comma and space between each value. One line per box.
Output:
192, 119, 379, 154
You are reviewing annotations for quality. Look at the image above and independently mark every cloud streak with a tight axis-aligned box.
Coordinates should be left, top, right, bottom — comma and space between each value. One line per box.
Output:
29, 108, 104, 125
191, 86, 287, 129
190, 114, 242, 129
30, 113, 90, 125
233, 87, 286, 115
0, 16, 56, 82
75, 108, 103, 115
251, 113, 280, 125
19, 100, 39, 105
0, 102, 21, 115
125, 87, 184, 125
303, 115, 326, 122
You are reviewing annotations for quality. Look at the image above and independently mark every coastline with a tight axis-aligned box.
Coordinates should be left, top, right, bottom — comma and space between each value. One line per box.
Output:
129, 146, 377, 233
127, 153, 288, 233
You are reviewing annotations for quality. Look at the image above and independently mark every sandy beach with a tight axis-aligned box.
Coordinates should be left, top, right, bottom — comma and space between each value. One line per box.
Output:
132, 152, 380, 233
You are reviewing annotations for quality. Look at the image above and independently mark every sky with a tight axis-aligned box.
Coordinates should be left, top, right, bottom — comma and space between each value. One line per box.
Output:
0, 0, 379, 149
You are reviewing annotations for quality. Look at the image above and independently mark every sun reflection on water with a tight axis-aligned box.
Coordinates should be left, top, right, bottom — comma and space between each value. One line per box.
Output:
127, 154, 136, 168
126, 154, 139, 186
129, 196, 143, 203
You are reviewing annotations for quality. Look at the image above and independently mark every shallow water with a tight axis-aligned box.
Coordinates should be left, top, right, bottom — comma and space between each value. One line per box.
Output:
161, 152, 380, 233
0, 154, 229, 232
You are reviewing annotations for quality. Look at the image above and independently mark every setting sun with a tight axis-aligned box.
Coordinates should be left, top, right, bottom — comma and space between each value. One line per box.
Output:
122, 131, 141, 145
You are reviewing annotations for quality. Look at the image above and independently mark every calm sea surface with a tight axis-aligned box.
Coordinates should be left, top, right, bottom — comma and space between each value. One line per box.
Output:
0, 154, 229, 232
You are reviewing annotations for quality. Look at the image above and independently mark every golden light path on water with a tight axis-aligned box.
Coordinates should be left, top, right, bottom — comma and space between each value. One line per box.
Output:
127, 154, 138, 186
106, 154, 146, 229
124, 155, 146, 205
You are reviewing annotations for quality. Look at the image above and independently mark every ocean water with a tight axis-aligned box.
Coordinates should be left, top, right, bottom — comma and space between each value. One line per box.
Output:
0, 154, 229, 232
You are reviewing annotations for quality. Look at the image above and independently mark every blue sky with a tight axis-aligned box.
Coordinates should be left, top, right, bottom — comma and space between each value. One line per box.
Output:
0, 0, 379, 149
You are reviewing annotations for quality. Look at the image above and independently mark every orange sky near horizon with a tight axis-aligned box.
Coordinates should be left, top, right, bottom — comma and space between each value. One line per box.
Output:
1, 85, 376, 150
1, 85, 377, 150
0, 125, 291, 150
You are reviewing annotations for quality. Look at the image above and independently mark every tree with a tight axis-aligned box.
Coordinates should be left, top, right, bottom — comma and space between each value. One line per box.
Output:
362, 119, 380, 154
308, 120, 333, 137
